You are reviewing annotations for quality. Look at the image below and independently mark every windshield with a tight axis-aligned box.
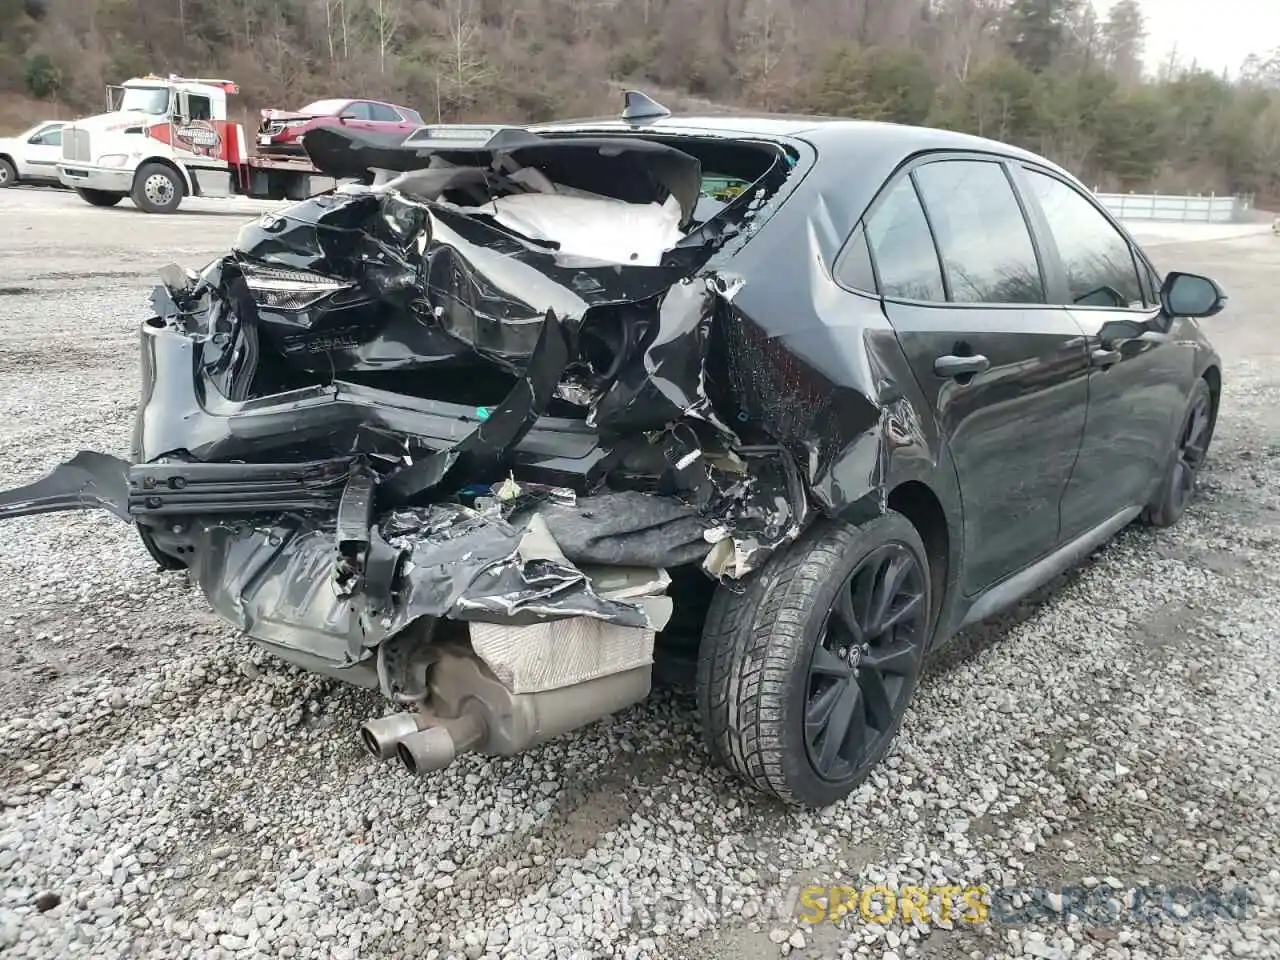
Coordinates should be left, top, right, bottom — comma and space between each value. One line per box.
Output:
299, 99, 349, 116
120, 86, 171, 115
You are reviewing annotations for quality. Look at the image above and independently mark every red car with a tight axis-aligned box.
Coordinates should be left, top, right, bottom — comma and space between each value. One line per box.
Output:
257, 98, 423, 157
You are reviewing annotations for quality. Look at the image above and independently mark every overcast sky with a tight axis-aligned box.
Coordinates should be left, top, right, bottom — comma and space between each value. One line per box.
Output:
1110, 0, 1280, 76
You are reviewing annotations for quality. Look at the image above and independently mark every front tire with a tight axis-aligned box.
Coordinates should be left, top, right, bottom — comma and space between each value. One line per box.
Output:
0, 158, 16, 187
76, 188, 124, 207
697, 512, 932, 808
132, 163, 183, 214
1144, 377, 1216, 528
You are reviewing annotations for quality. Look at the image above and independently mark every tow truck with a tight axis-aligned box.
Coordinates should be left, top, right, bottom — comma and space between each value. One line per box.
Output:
56, 74, 338, 213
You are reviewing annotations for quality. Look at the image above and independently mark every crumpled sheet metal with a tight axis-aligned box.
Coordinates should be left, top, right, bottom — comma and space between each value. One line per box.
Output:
176, 502, 654, 667
0, 451, 132, 521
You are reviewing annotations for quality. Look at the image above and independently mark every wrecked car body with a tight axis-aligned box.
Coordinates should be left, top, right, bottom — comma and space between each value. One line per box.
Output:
2, 93, 1225, 808
1, 103, 834, 775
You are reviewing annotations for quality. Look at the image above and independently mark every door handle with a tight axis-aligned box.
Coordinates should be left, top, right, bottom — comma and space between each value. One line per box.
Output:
1091, 347, 1121, 368
933, 354, 990, 379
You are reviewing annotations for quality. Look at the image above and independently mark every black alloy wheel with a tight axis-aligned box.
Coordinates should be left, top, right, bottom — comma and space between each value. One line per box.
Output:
1146, 377, 1216, 528
805, 542, 928, 783
1170, 388, 1213, 512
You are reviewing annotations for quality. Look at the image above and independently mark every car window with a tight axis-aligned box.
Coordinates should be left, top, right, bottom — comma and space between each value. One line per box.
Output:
368, 103, 401, 122
29, 126, 62, 145
912, 159, 1046, 304
343, 102, 373, 121
186, 95, 212, 121
402, 108, 424, 125
836, 224, 876, 292
864, 177, 946, 302
1024, 169, 1145, 309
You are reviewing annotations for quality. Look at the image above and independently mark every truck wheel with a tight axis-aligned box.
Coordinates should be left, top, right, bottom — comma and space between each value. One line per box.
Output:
0, 158, 16, 187
132, 163, 183, 213
76, 188, 124, 207
697, 512, 932, 808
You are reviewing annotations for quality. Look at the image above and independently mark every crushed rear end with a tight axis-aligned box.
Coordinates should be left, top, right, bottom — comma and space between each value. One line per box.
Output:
0, 117, 820, 772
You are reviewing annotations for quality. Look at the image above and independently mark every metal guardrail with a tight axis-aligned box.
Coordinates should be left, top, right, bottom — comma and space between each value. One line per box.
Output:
1093, 191, 1249, 223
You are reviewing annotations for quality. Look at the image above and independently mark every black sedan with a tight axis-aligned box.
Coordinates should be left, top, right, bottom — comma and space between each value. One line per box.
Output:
0, 92, 1225, 808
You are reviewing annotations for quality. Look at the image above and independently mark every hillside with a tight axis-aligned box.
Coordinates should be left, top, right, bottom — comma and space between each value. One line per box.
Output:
1, 0, 1278, 200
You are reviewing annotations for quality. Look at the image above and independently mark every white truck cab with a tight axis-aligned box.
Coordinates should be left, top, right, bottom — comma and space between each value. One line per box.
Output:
57, 74, 249, 212
0, 121, 69, 188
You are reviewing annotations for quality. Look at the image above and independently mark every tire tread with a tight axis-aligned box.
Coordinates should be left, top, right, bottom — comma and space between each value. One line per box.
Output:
697, 513, 926, 806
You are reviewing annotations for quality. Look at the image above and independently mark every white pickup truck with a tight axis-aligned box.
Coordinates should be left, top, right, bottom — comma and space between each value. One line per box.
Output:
0, 120, 68, 188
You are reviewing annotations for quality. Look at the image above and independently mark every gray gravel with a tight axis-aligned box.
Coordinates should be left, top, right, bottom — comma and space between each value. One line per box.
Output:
0, 188, 1277, 960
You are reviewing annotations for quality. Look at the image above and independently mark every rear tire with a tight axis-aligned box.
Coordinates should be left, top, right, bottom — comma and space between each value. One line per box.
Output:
131, 163, 183, 214
1144, 377, 1215, 528
76, 188, 124, 207
0, 158, 16, 187
697, 512, 932, 808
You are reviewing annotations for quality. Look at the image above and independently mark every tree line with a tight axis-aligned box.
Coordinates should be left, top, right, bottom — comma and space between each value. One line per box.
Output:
2, 0, 1278, 203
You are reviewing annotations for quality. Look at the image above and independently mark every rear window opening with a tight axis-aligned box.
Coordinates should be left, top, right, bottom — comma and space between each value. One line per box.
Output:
193, 128, 802, 417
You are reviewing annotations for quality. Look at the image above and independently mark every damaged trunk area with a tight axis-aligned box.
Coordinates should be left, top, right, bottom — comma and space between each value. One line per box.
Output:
0, 121, 823, 773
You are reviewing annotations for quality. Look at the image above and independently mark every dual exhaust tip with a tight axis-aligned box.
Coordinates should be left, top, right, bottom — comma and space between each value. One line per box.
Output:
358, 711, 485, 775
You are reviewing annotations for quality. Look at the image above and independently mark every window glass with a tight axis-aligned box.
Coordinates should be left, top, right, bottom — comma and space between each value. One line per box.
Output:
1024, 169, 1145, 308
43, 128, 62, 146
186, 95, 212, 121
837, 224, 876, 292
369, 102, 401, 122
912, 160, 1045, 304
864, 178, 945, 302
343, 101, 373, 120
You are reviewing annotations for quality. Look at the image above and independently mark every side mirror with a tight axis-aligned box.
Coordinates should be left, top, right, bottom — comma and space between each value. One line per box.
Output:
1160, 271, 1226, 319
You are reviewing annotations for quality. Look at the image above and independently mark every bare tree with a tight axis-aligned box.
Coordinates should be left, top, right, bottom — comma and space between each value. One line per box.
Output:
372, 0, 402, 74
934, 0, 1003, 82
738, 0, 793, 110
436, 0, 491, 120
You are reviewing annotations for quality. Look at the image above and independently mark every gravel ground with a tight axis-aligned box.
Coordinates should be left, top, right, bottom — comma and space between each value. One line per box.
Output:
0, 187, 1277, 960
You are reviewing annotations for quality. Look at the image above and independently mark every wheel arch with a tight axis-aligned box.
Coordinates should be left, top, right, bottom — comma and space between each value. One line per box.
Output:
886, 478, 956, 643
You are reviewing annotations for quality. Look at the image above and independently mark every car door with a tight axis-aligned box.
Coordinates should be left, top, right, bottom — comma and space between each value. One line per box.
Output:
367, 101, 406, 133
339, 101, 378, 134
21, 124, 64, 182
1016, 166, 1194, 540
841, 155, 1091, 596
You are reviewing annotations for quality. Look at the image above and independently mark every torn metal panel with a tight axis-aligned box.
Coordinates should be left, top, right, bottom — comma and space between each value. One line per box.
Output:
589, 277, 724, 434
152, 502, 656, 668
0, 451, 132, 521
377, 308, 571, 504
